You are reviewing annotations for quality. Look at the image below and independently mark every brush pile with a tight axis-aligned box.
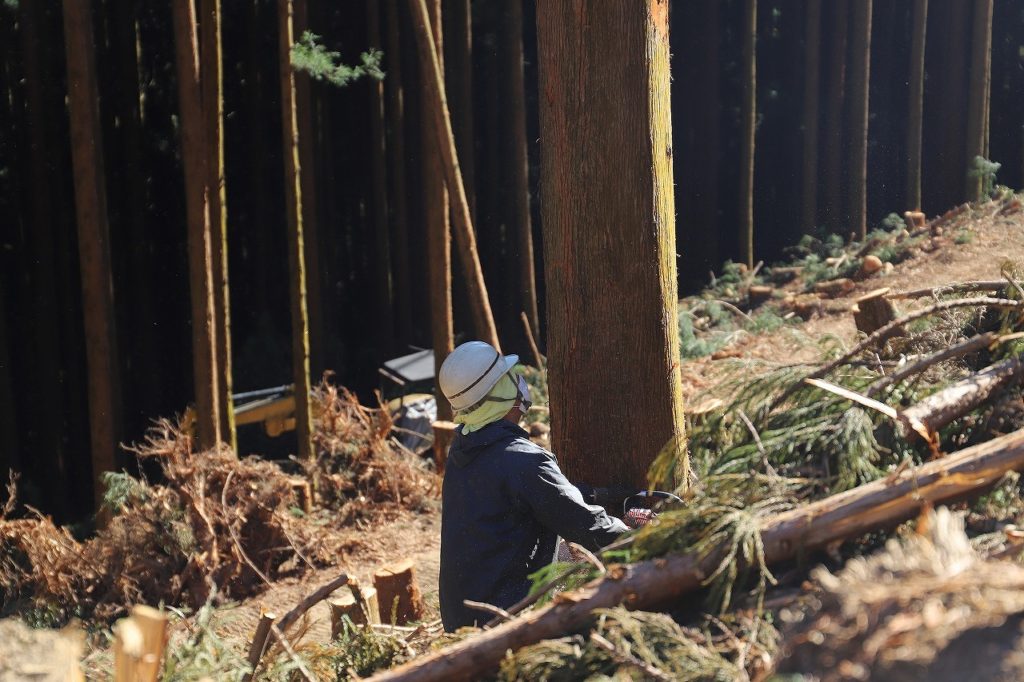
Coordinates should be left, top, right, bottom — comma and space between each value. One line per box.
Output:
0, 383, 438, 625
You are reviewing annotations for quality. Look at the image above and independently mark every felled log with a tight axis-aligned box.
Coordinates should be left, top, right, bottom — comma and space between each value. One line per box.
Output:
0, 619, 85, 682
901, 356, 1024, 437
853, 288, 898, 335
374, 558, 426, 625
890, 280, 1009, 300
813, 278, 855, 298
368, 429, 1024, 682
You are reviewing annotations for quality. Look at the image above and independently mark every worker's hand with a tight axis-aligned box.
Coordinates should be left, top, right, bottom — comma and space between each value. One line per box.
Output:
623, 508, 656, 529
592, 484, 642, 508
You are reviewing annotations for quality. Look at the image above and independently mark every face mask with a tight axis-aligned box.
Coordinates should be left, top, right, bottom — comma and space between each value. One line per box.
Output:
516, 374, 532, 414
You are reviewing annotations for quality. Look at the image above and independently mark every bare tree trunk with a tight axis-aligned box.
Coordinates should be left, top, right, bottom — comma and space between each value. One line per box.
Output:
443, 0, 475, 224
369, 0, 396, 352
278, 0, 314, 461
172, 0, 221, 449
965, 0, 994, 201
200, 0, 235, 449
62, 0, 121, 508
385, 0, 413, 343
535, 0, 687, 488
294, 0, 324, 376
847, 0, 872, 239
822, 0, 848, 231
801, 0, 822, 233
739, 0, 757, 268
906, 0, 928, 211
407, 0, 500, 351
418, 0, 455, 421
501, 0, 540, 346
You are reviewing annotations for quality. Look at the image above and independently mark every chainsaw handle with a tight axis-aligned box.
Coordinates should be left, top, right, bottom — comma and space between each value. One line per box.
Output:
623, 490, 683, 515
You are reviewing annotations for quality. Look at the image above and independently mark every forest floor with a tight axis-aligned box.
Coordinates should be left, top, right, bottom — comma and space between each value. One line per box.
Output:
2, 194, 1024, 679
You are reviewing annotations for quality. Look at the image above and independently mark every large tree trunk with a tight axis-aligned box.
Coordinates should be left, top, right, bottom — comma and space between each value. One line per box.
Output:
407, 0, 499, 351
738, 0, 757, 268
501, 0, 540, 347
847, 0, 872, 239
199, 0, 235, 449
535, 1, 687, 488
368, 0, 396, 353
800, 0, 822, 234
384, 0, 413, 343
417, 0, 455, 421
906, 0, 928, 211
965, 0, 994, 201
172, 0, 221, 450
822, 0, 848, 232
62, 0, 122, 509
443, 0, 475, 224
278, 0, 315, 461
367, 427, 1024, 682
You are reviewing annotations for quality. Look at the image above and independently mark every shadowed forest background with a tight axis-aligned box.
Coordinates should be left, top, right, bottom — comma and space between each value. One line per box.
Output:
1, 0, 1023, 522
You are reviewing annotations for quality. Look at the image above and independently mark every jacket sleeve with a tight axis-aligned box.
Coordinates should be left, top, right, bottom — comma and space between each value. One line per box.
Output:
515, 450, 629, 551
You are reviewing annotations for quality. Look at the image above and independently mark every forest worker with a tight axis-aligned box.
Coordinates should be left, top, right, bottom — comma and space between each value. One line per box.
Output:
436, 340, 639, 631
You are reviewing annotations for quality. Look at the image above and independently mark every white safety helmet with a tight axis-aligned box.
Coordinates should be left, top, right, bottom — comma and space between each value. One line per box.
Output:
438, 341, 519, 412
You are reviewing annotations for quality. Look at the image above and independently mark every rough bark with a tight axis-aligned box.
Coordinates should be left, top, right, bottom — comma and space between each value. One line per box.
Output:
373, 559, 426, 625
385, 0, 413, 343
368, 428, 1024, 682
418, 0, 455, 421
800, 0, 822, 233
739, 0, 757, 268
847, 0, 872, 239
278, 0, 314, 461
852, 289, 898, 335
501, 0, 540, 346
535, 0, 686, 488
294, 0, 324, 376
368, 0, 396, 352
200, 0, 236, 449
62, 0, 122, 508
172, 0, 221, 449
906, 0, 928, 210
407, 0, 500, 351
965, 0, 994, 201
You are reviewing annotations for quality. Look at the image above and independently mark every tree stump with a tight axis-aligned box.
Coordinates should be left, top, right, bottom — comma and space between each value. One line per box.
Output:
431, 420, 457, 473
329, 585, 381, 635
854, 288, 900, 335
374, 558, 426, 625
748, 285, 774, 306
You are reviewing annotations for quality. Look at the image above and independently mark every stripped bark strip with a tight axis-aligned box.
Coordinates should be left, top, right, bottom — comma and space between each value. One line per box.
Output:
368, 429, 1024, 682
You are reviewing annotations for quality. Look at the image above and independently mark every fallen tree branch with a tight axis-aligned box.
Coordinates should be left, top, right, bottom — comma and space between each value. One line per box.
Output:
368, 429, 1024, 682
866, 332, 999, 396
275, 572, 349, 636
890, 280, 1009, 300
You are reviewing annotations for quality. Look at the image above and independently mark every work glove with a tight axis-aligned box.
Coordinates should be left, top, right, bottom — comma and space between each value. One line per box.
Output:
623, 507, 656, 529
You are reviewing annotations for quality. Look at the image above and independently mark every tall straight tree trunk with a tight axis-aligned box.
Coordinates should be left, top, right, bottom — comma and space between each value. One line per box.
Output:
408, 0, 500, 351
822, 0, 849, 231
294, 0, 324, 376
965, 0, 994, 201
200, 0, 235, 449
443, 0, 475, 223
907, 0, 928, 211
368, 0, 395, 352
62, 0, 121, 508
418, 0, 455, 421
535, 0, 687, 488
847, 0, 872, 239
738, 0, 757, 268
172, 0, 221, 449
800, 0, 822, 233
278, 0, 314, 461
501, 0, 540, 347
385, 0, 413, 343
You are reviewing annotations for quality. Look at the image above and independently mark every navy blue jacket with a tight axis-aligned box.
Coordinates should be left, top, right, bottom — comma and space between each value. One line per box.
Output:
439, 420, 628, 631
